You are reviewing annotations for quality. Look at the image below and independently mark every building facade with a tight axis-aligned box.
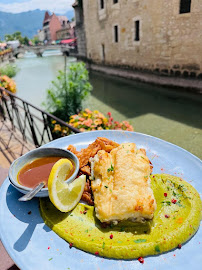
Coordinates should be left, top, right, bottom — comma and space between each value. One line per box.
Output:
37, 29, 45, 42
73, 1, 87, 57
43, 12, 62, 42
56, 20, 76, 40
73, 0, 202, 78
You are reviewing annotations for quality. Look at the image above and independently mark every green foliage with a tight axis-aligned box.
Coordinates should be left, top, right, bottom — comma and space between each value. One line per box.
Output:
23, 36, 29, 46
43, 62, 93, 121
0, 64, 19, 78
4, 31, 30, 45
32, 36, 40, 45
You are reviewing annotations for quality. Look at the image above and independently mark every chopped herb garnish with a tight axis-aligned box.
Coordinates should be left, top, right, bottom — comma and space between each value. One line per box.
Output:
85, 229, 88, 233
127, 150, 129, 153
155, 245, 160, 252
176, 201, 184, 207
141, 156, 144, 159
144, 176, 148, 179
49, 258, 53, 261
117, 241, 122, 243
107, 164, 114, 172
104, 185, 108, 188
134, 239, 147, 243
161, 201, 171, 206
109, 189, 112, 193
102, 242, 105, 249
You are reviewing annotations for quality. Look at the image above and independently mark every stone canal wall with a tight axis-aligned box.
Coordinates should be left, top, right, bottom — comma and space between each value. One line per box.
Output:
80, 0, 202, 79
0, 50, 14, 66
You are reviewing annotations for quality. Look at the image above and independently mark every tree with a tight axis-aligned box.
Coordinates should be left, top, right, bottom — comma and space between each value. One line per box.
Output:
43, 62, 92, 121
32, 36, 40, 45
4, 31, 30, 45
23, 36, 29, 46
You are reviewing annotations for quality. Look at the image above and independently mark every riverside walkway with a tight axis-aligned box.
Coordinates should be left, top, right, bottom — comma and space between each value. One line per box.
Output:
0, 87, 80, 270
0, 120, 30, 270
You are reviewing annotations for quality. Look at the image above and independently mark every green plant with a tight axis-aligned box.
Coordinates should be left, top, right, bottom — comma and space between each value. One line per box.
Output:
0, 64, 19, 78
43, 62, 92, 121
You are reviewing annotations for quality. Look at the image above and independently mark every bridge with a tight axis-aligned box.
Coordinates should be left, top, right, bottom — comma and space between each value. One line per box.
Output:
13, 44, 73, 58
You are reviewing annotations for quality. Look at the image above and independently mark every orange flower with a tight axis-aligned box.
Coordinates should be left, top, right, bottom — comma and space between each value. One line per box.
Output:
83, 119, 93, 127
94, 119, 102, 125
79, 128, 86, 132
85, 108, 92, 114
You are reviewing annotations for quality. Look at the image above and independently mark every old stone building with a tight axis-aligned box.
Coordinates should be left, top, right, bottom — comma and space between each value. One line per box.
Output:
73, 0, 202, 78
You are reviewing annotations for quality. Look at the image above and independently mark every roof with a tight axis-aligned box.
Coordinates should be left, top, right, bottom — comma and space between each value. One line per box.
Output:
72, 1, 78, 8
58, 16, 69, 22
43, 11, 50, 23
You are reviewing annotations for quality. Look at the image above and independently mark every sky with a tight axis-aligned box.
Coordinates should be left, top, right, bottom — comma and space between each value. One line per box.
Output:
0, 0, 74, 14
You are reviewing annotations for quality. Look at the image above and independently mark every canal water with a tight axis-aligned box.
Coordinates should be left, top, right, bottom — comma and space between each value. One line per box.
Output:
14, 51, 202, 159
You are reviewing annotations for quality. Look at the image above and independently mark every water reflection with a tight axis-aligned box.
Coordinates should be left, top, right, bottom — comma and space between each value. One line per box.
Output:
89, 71, 202, 130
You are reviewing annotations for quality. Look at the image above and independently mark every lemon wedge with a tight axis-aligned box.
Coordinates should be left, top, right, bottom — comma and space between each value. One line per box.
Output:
48, 159, 86, 212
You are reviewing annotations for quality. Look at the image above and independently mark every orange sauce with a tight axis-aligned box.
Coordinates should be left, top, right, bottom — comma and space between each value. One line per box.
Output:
17, 157, 75, 188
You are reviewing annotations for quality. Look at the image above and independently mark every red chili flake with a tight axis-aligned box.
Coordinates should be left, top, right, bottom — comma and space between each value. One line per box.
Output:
95, 251, 99, 255
138, 257, 144, 264
178, 244, 182, 249
165, 215, 170, 218
164, 193, 167, 197
69, 243, 73, 249
172, 199, 177, 204
83, 210, 87, 214
48, 246, 50, 250
28, 211, 32, 215
110, 234, 113, 239
80, 211, 83, 214
153, 175, 155, 178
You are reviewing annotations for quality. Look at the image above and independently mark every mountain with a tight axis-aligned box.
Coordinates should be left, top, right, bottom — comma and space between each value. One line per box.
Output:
0, 9, 75, 40
64, 10, 75, 21
0, 9, 45, 39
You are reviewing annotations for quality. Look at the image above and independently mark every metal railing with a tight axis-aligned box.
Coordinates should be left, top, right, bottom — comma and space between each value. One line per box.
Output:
0, 87, 80, 163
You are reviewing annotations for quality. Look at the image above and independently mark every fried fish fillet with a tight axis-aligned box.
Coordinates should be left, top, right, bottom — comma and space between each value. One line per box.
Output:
67, 137, 119, 169
91, 143, 157, 223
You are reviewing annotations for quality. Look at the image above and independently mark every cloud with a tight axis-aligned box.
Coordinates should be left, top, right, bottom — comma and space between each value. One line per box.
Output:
0, 0, 74, 14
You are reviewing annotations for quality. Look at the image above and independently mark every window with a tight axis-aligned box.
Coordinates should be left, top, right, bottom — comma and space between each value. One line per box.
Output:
114, 25, 119, 42
100, 0, 104, 9
179, 0, 191, 14
113, 0, 118, 3
134, 20, 140, 41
